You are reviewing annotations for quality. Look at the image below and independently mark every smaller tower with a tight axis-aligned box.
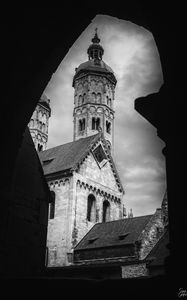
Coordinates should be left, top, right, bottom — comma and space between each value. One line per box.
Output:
128, 208, 133, 218
28, 93, 51, 152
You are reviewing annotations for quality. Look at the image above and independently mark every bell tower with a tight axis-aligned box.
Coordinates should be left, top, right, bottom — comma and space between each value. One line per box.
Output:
72, 29, 117, 152
28, 93, 51, 152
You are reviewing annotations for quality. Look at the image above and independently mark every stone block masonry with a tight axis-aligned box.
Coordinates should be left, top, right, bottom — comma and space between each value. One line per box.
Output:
138, 208, 165, 260
121, 263, 148, 278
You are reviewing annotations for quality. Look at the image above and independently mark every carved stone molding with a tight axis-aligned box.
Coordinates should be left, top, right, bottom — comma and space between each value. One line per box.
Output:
76, 179, 121, 203
48, 178, 70, 189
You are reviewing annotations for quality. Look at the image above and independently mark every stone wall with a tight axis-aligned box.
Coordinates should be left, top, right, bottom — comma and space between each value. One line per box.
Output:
1, 128, 50, 276
69, 152, 124, 256
78, 151, 120, 193
73, 74, 115, 147
74, 245, 135, 261
138, 208, 165, 260
46, 148, 124, 267
121, 263, 148, 278
47, 177, 74, 266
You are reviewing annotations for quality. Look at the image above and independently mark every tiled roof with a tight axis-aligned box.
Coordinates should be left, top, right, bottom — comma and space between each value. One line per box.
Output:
76, 60, 114, 75
75, 215, 153, 250
38, 134, 100, 176
146, 229, 169, 267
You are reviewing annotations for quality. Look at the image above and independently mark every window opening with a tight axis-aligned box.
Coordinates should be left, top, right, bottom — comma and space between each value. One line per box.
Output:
49, 191, 56, 219
87, 194, 96, 222
102, 200, 110, 222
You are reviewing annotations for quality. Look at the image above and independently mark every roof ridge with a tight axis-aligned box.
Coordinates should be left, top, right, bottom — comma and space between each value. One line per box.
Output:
93, 214, 154, 226
71, 133, 101, 170
41, 134, 99, 154
99, 134, 124, 193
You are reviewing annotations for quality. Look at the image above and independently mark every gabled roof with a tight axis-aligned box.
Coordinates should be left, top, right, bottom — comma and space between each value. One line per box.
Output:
146, 229, 169, 267
74, 215, 153, 251
38, 134, 100, 176
38, 133, 124, 192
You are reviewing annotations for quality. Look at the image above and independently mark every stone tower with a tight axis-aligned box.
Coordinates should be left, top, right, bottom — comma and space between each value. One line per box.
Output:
28, 93, 51, 152
72, 29, 117, 152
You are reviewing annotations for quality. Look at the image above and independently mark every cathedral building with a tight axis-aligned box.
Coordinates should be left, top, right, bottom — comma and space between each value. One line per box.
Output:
29, 30, 126, 267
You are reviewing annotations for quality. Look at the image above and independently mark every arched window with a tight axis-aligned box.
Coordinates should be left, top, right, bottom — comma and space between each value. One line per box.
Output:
96, 93, 101, 103
38, 144, 43, 152
42, 113, 47, 124
39, 121, 42, 130
92, 117, 96, 130
49, 191, 56, 219
106, 121, 111, 134
92, 92, 96, 102
78, 95, 83, 106
83, 93, 86, 104
102, 200, 110, 222
79, 118, 85, 132
106, 95, 109, 105
87, 194, 96, 222
92, 118, 100, 130
82, 118, 85, 130
96, 118, 100, 130
38, 111, 42, 121
30, 119, 34, 128
79, 119, 82, 132
106, 96, 111, 107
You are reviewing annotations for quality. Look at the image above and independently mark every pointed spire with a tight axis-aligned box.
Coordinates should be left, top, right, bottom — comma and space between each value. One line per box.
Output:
91, 27, 100, 44
123, 205, 127, 217
87, 28, 104, 61
128, 208, 133, 218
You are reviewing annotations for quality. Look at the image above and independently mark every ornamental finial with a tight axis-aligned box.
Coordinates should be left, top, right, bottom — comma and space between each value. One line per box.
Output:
92, 27, 100, 44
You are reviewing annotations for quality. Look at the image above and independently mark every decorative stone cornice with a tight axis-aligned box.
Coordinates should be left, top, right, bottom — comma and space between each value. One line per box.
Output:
76, 179, 121, 203
73, 104, 115, 115
48, 177, 70, 189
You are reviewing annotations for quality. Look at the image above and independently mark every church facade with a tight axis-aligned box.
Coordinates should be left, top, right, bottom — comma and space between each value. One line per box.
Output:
29, 30, 125, 267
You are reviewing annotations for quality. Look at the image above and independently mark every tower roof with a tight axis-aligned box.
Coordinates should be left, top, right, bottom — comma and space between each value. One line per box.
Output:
73, 29, 117, 86
75, 59, 114, 74
39, 93, 51, 110
87, 28, 104, 60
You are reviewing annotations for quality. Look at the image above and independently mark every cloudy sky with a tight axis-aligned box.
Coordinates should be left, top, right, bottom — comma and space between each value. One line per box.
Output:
44, 14, 166, 217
